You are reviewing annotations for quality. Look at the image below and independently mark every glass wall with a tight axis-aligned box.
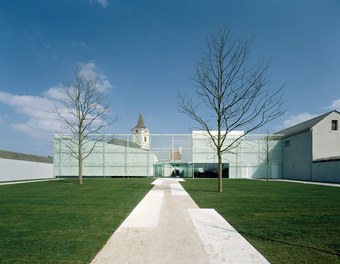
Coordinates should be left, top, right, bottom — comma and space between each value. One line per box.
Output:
193, 163, 229, 178
54, 133, 283, 179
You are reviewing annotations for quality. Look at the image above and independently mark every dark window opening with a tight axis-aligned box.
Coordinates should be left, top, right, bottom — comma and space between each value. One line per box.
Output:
193, 163, 229, 178
285, 140, 291, 147
331, 120, 338, 130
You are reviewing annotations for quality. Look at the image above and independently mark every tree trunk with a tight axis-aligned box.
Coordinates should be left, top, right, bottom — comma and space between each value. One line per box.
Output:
266, 159, 269, 182
218, 149, 223, 192
78, 144, 83, 185
79, 159, 83, 184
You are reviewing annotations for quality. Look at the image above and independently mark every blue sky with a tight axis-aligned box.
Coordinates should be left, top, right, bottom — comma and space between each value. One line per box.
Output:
1, 0, 339, 156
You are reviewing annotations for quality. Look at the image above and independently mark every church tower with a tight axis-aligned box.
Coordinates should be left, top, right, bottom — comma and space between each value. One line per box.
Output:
131, 113, 150, 150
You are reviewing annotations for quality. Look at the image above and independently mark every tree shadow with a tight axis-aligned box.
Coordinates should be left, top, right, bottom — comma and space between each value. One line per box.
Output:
239, 231, 340, 257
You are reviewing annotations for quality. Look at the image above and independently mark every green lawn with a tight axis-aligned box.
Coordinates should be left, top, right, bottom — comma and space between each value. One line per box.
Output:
0, 178, 154, 263
181, 179, 340, 264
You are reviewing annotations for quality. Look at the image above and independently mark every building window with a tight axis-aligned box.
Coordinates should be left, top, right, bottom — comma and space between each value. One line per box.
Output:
285, 140, 290, 147
332, 120, 338, 130
144, 136, 147, 142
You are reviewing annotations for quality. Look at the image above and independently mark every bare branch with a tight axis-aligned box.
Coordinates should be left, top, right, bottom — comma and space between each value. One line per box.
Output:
178, 24, 285, 192
55, 66, 115, 184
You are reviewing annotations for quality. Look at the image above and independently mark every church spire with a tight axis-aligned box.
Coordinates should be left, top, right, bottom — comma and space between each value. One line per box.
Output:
135, 113, 146, 129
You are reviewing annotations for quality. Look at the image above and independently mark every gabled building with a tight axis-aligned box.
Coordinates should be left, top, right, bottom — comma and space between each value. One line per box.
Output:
276, 110, 340, 183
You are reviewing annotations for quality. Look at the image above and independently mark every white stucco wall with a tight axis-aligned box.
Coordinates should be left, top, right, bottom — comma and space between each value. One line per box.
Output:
0, 158, 54, 182
312, 111, 340, 161
131, 128, 150, 150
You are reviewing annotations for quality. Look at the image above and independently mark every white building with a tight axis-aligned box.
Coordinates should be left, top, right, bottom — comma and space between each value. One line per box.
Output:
191, 130, 282, 179
54, 111, 340, 183
0, 150, 53, 182
54, 114, 284, 179
276, 110, 340, 183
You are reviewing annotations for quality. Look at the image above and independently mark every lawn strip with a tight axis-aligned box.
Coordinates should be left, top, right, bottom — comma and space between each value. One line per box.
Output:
0, 178, 154, 263
181, 179, 340, 264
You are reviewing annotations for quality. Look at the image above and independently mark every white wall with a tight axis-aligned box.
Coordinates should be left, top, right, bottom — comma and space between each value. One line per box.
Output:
0, 158, 54, 182
312, 111, 340, 161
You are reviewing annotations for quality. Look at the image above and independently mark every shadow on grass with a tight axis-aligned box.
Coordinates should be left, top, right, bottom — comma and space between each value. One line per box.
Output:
239, 231, 340, 257
182, 179, 340, 263
202, 219, 340, 258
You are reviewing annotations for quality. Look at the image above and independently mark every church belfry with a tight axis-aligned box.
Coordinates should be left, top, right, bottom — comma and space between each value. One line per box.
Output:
131, 113, 150, 150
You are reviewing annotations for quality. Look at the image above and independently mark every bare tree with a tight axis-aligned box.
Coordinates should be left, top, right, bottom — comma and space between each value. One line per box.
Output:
56, 67, 113, 184
264, 133, 270, 182
263, 131, 272, 182
178, 25, 284, 192
262, 133, 282, 181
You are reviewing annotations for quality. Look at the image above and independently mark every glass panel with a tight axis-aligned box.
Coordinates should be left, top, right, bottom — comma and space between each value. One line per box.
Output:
54, 134, 283, 179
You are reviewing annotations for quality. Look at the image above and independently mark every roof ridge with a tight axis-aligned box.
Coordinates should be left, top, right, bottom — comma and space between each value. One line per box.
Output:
0, 149, 53, 163
276, 110, 338, 136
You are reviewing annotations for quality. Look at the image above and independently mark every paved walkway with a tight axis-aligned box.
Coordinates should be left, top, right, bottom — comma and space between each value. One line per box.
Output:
91, 178, 270, 264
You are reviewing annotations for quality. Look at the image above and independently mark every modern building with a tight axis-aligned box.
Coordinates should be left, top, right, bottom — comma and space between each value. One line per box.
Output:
276, 110, 340, 183
54, 111, 340, 183
54, 113, 284, 179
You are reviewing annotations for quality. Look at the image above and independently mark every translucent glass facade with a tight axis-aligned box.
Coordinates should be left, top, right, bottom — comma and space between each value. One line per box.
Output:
54, 133, 283, 179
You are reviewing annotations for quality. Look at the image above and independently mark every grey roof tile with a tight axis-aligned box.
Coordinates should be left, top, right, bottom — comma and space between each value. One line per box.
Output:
275, 110, 339, 137
0, 150, 53, 163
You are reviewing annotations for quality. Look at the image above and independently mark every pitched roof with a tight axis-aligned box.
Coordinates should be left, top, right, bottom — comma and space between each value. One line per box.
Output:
134, 113, 146, 129
276, 110, 339, 137
107, 138, 141, 149
0, 150, 53, 163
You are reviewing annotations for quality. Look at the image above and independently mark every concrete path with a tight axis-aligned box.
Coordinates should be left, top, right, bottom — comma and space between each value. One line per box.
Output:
91, 178, 270, 264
